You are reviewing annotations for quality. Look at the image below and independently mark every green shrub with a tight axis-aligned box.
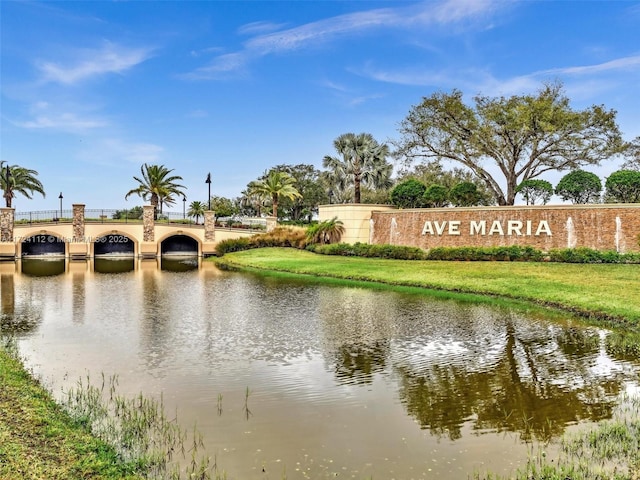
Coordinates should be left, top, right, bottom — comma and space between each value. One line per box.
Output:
215, 237, 252, 255
426, 246, 544, 262
547, 247, 640, 264
309, 242, 427, 260
215, 226, 307, 256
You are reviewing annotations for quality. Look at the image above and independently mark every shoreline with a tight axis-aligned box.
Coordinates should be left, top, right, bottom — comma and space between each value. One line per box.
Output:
212, 247, 640, 328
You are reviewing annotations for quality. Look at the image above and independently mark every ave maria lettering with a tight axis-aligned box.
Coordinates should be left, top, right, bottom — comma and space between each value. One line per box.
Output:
421, 219, 552, 236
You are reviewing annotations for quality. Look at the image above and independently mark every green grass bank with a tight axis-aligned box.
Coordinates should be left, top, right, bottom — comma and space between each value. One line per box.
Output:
0, 344, 142, 480
213, 247, 640, 326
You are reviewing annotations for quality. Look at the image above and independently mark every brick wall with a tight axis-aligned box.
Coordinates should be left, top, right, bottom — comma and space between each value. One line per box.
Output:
370, 204, 640, 253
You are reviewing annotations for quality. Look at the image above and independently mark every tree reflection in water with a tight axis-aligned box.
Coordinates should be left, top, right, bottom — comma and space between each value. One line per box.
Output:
1, 272, 43, 334
395, 319, 623, 442
324, 293, 637, 443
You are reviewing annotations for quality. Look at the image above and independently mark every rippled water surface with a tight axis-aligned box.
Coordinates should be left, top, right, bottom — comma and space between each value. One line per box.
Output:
1, 258, 639, 479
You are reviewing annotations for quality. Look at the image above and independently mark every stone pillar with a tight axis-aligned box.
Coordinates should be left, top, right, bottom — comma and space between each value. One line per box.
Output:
266, 216, 277, 232
69, 204, 88, 259
202, 211, 217, 257
0, 208, 14, 243
72, 204, 85, 241
143, 205, 155, 242
204, 211, 216, 241
140, 205, 157, 258
0, 208, 16, 259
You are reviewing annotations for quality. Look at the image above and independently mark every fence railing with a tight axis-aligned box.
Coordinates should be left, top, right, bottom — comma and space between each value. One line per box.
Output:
13, 210, 267, 231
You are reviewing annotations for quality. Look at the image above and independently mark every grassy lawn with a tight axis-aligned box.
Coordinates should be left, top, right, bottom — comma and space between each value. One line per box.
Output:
213, 247, 640, 325
0, 345, 142, 480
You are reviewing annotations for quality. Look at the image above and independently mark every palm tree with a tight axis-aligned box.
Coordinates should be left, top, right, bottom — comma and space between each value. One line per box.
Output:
125, 164, 185, 215
0, 161, 46, 208
323, 133, 393, 203
247, 170, 301, 218
306, 217, 345, 245
187, 200, 206, 224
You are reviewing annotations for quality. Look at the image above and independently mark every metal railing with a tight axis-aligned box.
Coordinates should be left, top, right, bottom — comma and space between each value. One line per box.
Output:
13, 210, 267, 231
14, 210, 73, 224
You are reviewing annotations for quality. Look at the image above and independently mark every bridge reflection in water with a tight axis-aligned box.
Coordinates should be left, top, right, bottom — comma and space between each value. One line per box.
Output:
13, 256, 200, 276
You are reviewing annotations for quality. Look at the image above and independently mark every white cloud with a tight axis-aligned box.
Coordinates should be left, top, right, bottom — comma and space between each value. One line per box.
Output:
14, 112, 107, 131
78, 138, 164, 167
183, 52, 249, 80
237, 21, 287, 36
11, 101, 108, 132
37, 41, 153, 85
358, 54, 640, 99
184, 0, 503, 80
542, 55, 640, 76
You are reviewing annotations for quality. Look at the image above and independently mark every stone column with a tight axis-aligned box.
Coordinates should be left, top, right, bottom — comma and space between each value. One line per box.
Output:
266, 216, 277, 232
69, 204, 88, 259
0, 208, 14, 243
202, 210, 217, 257
143, 205, 155, 242
140, 205, 157, 258
0, 208, 16, 259
204, 211, 216, 241
72, 204, 85, 241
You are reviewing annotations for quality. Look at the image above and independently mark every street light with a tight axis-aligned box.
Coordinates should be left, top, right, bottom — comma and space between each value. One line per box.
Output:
328, 190, 334, 204
183, 195, 186, 219
4, 165, 10, 208
205, 173, 212, 210
58, 192, 63, 220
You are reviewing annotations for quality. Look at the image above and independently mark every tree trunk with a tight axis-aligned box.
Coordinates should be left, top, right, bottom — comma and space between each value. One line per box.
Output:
354, 173, 362, 204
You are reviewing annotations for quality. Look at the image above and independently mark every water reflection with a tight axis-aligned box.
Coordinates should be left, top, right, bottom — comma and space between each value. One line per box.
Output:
1, 265, 43, 334
2, 260, 639, 479
94, 257, 135, 274
394, 318, 619, 442
20, 257, 65, 276
160, 256, 199, 272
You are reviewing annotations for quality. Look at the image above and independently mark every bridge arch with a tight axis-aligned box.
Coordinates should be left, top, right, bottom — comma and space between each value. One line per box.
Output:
92, 230, 138, 257
157, 231, 200, 256
19, 231, 66, 257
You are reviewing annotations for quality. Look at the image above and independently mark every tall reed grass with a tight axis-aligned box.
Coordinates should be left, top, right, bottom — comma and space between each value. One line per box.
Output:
61, 372, 222, 479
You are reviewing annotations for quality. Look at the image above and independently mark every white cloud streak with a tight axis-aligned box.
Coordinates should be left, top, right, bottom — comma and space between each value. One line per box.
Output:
79, 138, 164, 167
184, 0, 502, 80
12, 101, 108, 132
37, 42, 153, 85
360, 54, 640, 99
14, 112, 108, 131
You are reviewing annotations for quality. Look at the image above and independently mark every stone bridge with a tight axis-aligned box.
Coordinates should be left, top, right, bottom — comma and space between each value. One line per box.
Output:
0, 204, 273, 260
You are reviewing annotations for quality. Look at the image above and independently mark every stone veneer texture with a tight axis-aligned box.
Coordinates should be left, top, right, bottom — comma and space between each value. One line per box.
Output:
371, 205, 640, 253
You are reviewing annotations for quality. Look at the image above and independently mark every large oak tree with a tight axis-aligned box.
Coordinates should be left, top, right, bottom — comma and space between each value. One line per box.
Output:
395, 83, 626, 205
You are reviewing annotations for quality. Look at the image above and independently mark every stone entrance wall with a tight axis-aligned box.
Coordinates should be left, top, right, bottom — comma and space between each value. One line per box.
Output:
369, 204, 640, 253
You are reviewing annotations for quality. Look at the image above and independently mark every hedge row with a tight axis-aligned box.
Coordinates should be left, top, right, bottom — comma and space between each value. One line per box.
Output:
308, 242, 640, 264
306, 242, 427, 260
215, 227, 640, 264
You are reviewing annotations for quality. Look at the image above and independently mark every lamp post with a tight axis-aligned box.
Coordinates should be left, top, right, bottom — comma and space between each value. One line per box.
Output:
58, 192, 63, 220
205, 173, 212, 210
183, 195, 186, 219
3, 165, 10, 208
328, 190, 333, 204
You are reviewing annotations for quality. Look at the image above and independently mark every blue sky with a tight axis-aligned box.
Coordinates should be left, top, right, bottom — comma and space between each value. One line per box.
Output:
2, 0, 639, 212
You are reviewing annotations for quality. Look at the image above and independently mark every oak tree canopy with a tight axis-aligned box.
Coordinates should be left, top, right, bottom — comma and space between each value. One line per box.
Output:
395, 83, 626, 205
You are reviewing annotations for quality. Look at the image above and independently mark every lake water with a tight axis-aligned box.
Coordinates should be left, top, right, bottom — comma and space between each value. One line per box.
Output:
1, 257, 639, 479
